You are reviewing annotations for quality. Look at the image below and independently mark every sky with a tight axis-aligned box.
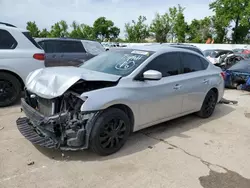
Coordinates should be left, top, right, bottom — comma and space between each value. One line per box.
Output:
0, 0, 214, 38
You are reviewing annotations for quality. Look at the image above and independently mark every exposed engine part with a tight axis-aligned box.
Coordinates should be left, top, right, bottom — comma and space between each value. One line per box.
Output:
214, 54, 244, 70
23, 87, 99, 149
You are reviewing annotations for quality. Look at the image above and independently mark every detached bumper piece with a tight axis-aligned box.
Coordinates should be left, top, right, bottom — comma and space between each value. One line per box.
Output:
16, 117, 57, 149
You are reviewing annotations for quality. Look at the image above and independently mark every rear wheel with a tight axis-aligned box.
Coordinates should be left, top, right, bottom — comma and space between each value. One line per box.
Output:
90, 108, 131, 156
197, 90, 217, 118
0, 72, 22, 107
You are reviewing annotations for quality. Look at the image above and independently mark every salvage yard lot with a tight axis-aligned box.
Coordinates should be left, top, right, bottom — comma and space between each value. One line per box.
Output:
1, 90, 250, 188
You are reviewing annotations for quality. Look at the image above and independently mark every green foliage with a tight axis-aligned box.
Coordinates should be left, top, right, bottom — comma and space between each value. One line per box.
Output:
187, 17, 213, 43
150, 13, 170, 42
39, 29, 49, 38
49, 20, 69, 37
125, 16, 150, 42
69, 21, 95, 40
172, 5, 187, 43
209, 0, 250, 43
25, 3, 250, 44
26, 21, 40, 37
93, 17, 120, 40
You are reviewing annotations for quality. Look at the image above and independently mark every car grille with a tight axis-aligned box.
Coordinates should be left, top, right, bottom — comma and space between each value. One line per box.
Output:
24, 88, 56, 116
37, 97, 55, 116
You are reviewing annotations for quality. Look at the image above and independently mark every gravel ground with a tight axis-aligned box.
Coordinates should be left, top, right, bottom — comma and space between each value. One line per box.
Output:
0, 89, 250, 188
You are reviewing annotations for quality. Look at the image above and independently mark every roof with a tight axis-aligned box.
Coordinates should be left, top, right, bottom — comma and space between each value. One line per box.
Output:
35, 37, 99, 43
125, 44, 202, 55
0, 22, 27, 32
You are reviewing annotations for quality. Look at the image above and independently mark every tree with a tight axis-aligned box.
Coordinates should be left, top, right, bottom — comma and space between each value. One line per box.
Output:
93, 17, 120, 41
150, 13, 170, 43
69, 21, 95, 40
187, 17, 213, 43
49, 20, 69, 37
125, 15, 150, 42
210, 0, 250, 43
211, 15, 229, 43
168, 5, 187, 43
26, 21, 40, 37
174, 5, 187, 42
39, 29, 50, 37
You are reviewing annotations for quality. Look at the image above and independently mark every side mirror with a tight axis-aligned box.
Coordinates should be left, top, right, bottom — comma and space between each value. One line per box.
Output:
143, 70, 162, 81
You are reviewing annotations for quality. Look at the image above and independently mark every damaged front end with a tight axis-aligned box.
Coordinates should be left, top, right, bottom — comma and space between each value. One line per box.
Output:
17, 88, 100, 151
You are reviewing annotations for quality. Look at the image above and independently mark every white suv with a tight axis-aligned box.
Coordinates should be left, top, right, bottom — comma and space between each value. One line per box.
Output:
0, 22, 45, 107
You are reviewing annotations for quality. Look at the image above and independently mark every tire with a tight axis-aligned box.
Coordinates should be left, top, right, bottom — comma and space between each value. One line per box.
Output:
196, 90, 217, 118
0, 72, 22, 107
90, 108, 131, 156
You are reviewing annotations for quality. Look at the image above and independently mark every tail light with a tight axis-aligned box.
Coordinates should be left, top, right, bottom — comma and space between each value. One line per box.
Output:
220, 72, 226, 80
33, 53, 45, 61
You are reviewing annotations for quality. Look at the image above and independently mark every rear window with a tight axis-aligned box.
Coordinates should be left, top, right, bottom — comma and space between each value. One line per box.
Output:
37, 40, 86, 53
60, 41, 86, 53
82, 41, 105, 55
22, 32, 42, 49
0, 29, 18, 49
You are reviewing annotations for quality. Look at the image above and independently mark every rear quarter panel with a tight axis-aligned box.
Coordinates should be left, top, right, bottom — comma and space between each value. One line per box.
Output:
0, 49, 45, 82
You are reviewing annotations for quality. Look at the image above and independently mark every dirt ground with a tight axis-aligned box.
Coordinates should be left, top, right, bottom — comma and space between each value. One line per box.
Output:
0, 89, 250, 188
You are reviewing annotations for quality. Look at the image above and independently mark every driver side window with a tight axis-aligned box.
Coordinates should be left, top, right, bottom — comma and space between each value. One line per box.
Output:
145, 52, 181, 77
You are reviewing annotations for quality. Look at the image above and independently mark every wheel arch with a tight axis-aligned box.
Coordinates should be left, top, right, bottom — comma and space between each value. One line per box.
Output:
0, 69, 25, 90
107, 104, 135, 132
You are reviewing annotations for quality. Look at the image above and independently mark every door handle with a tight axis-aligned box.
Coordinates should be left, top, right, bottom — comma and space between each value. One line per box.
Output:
203, 79, 209, 84
173, 84, 182, 90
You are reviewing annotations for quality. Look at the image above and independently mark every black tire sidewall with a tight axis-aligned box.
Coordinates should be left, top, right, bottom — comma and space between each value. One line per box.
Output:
0, 73, 22, 107
90, 108, 131, 156
198, 90, 217, 118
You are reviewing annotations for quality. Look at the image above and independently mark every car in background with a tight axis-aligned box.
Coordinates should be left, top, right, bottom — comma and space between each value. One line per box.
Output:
17, 45, 224, 155
203, 49, 234, 64
0, 22, 45, 107
224, 59, 250, 88
232, 48, 250, 59
35, 38, 105, 67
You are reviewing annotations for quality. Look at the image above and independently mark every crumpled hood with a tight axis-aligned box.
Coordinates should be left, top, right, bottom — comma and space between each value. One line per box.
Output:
26, 67, 121, 99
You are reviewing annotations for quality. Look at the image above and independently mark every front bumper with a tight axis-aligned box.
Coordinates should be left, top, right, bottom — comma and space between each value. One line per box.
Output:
17, 117, 57, 149
17, 98, 91, 151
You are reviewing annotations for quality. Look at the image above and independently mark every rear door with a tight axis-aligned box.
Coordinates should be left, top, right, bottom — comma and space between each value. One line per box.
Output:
179, 52, 210, 113
60, 40, 89, 66
38, 40, 62, 67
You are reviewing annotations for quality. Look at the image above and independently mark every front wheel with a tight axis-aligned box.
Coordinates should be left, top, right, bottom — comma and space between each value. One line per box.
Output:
196, 90, 217, 118
0, 72, 22, 107
89, 108, 131, 156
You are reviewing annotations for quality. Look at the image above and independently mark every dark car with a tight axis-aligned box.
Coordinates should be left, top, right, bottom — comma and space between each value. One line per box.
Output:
224, 59, 250, 88
35, 38, 105, 67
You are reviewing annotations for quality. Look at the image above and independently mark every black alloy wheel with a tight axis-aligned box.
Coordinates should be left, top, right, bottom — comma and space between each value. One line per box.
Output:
0, 73, 21, 107
197, 90, 217, 118
99, 118, 127, 149
90, 108, 131, 156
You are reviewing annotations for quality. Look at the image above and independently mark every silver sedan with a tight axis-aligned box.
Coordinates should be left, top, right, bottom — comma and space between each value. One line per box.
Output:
17, 45, 224, 155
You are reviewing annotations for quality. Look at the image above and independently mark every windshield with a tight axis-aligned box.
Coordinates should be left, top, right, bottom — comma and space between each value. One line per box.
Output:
80, 49, 154, 76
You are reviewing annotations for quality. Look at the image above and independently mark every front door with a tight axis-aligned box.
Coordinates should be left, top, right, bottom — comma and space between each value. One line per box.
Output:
134, 52, 184, 128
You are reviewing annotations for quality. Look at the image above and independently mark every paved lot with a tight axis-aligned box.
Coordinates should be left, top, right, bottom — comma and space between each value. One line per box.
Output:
0, 90, 250, 188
